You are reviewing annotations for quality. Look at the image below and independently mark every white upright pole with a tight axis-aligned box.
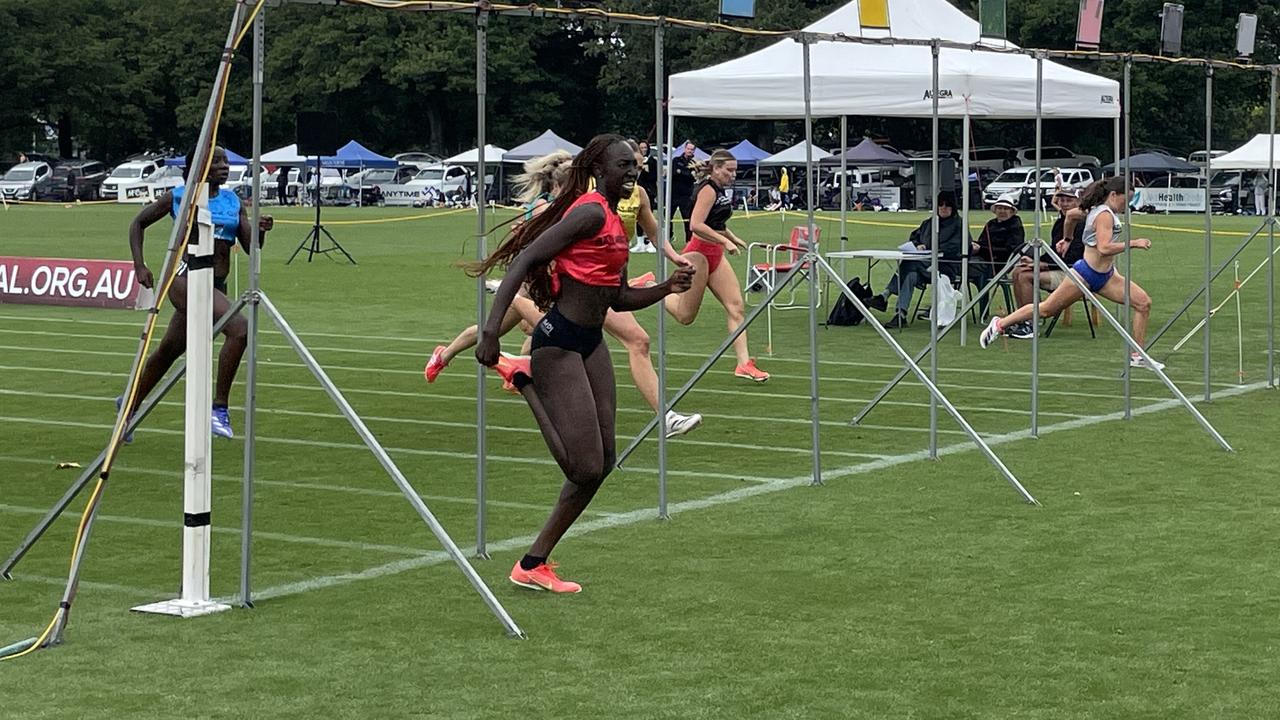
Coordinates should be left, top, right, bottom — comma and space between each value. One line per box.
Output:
960, 109, 971, 346
928, 40, 940, 458
802, 36, 822, 486
133, 185, 229, 618
240, 6, 265, 608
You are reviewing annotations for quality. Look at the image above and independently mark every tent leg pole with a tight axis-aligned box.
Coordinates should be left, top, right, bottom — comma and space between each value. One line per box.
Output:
928, 40, 940, 458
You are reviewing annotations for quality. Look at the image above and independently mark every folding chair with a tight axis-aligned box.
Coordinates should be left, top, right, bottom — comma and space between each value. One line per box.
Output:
744, 226, 821, 352
1044, 299, 1098, 338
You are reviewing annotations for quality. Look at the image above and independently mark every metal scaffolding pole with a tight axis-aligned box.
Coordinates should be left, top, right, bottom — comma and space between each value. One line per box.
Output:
1031, 53, 1043, 437
1270, 68, 1277, 388
960, 109, 970, 347
801, 36, 822, 486
1123, 57, 1133, 418
840, 115, 848, 279
654, 18, 669, 518
474, 11, 490, 558
1204, 65, 1214, 402
240, 7, 265, 608
928, 40, 940, 458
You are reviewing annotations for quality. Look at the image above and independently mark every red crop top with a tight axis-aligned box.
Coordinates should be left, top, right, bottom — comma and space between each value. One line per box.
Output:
550, 191, 630, 296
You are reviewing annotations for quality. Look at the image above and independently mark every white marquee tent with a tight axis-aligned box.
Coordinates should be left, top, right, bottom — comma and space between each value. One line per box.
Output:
668, 0, 1120, 120
1214, 134, 1280, 170
759, 141, 832, 165
445, 145, 509, 164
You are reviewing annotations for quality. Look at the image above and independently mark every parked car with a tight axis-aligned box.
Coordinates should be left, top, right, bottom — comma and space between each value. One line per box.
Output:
101, 160, 161, 201
1208, 170, 1251, 214
404, 164, 474, 200
1009, 145, 1100, 170
982, 166, 1096, 209
1188, 150, 1228, 169
0, 161, 54, 201
34, 159, 109, 201
349, 165, 423, 206
952, 146, 1012, 173
393, 151, 444, 172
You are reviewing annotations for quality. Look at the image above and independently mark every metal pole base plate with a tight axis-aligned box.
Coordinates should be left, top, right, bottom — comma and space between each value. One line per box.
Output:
131, 598, 232, 618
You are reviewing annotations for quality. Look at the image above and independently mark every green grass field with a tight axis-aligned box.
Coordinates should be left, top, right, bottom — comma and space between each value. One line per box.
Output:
1, 200, 1278, 718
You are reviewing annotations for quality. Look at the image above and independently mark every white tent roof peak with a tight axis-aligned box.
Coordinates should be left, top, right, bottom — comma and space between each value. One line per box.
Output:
444, 145, 509, 164
1213, 134, 1280, 170
759, 141, 832, 166
669, 0, 1119, 120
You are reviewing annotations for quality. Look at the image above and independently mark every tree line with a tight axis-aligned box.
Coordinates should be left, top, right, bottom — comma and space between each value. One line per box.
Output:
0, 0, 1275, 165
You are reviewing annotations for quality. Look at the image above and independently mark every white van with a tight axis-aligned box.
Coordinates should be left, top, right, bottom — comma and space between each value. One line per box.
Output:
102, 160, 161, 202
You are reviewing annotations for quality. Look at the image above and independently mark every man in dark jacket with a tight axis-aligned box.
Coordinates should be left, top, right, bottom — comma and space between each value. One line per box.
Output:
670, 141, 697, 242
970, 198, 1026, 317
637, 140, 658, 206
869, 191, 971, 328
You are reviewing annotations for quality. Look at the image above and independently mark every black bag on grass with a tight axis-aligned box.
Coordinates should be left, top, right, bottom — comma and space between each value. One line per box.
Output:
826, 276, 874, 326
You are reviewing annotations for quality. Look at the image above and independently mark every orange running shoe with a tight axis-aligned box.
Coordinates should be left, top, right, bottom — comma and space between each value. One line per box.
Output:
734, 358, 770, 382
629, 271, 655, 288
509, 560, 582, 593
423, 345, 448, 383
493, 353, 532, 394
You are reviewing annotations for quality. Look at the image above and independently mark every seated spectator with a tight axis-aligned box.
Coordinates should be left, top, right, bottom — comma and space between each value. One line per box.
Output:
970, 198, 1025, 317
868, 191, 970, 328
1006, 187, 1086, 339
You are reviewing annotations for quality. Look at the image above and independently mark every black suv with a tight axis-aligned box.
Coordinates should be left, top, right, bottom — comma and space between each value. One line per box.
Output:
35, 160, 109, 201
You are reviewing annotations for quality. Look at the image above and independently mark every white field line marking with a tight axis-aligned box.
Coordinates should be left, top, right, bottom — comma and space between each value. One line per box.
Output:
4, 327, 1179, 402
20, 574, 163, 598
249, 380, 1270, 602
0, 345, 1089, 420
0, 415, 787, 485
0, 503, 429, 556
0, 390, 892, 462
0, 364, 973, 436
0, 454, 578, 516
0, 316, 1228, 389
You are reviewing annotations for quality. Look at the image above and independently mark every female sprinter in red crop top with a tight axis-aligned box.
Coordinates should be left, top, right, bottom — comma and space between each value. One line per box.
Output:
473, 134, 695, 593
661, 149, 769, 381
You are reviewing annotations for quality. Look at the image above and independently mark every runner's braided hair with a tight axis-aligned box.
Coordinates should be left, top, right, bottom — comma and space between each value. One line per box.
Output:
469, 133, 627, 309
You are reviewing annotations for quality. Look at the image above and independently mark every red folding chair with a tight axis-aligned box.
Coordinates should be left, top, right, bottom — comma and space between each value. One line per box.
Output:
744, 226, 821, 353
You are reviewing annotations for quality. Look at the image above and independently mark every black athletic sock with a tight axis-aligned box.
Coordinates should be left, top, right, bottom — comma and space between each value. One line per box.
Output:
212, 402, 228, 411
519, 554, 546, 571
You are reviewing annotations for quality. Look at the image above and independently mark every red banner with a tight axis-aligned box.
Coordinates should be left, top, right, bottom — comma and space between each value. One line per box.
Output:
0, 256, 144, 309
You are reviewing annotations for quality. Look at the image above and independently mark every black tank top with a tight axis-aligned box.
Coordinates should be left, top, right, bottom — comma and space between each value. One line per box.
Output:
697, 179, 733, 231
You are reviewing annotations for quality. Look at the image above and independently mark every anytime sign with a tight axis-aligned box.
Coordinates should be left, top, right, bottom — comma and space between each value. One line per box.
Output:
0, 256, 144, 309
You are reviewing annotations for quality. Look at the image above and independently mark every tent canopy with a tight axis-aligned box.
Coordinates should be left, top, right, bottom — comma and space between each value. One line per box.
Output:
445, 145, 508, 164
1213, 134, 1280, 170
326, 140, 397, 169
502, 130, 582, 162
727, 139, 772, 165
759, 141, 832, 166
171, 148, 249, 167
1103, 152, 1200, 174
261, 144, 308, 164
669, 0, 1120, 120
829, 138, 912, 166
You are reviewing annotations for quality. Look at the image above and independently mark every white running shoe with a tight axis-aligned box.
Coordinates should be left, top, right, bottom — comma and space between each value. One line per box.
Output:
979, 317, 1003, 349
643, 243, 657, 254
665, 411, 703, 438
484, 278, 501, 294
1129, 353, 1165, 371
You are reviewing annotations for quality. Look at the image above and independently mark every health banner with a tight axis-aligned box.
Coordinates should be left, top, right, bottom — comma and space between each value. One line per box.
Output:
0, 256, 144, 309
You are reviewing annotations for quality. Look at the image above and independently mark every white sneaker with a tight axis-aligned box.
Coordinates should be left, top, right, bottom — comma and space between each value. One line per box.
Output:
643, 243, 657, 254
665, 411, 703, 438
484, 278, 501, 294
979, 317, 1002, 349
629, 241, 645, 253
1130, 353, 1165, 371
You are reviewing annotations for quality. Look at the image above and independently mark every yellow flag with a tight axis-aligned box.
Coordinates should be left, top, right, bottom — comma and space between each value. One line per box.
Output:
779, 168, 790, 193
859, 0, 890, 30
